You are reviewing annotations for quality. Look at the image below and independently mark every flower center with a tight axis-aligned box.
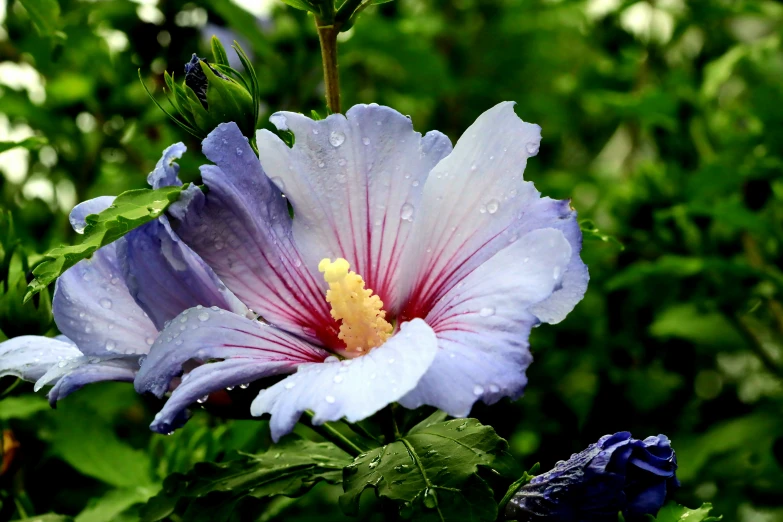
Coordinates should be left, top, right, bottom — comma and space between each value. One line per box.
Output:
318, 258, 393, 355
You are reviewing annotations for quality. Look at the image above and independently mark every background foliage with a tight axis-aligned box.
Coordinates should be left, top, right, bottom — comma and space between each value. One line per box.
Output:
0, 0, 782, 520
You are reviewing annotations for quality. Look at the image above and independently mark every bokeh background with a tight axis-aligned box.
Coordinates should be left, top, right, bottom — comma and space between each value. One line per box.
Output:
1, 0, 782, 520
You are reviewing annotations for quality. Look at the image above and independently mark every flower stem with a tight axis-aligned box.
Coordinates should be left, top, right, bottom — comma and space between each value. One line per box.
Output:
315, 19, 341, 114
303, 410, 363, 456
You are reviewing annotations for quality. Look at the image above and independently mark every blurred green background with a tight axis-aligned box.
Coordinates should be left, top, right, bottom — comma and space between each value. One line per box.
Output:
1, 0, 782, 520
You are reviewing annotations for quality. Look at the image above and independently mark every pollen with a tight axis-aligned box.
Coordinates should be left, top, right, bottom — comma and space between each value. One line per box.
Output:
318, 258, 393, 354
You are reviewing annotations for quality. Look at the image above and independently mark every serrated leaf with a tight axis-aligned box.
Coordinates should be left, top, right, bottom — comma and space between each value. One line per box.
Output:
652, 502, 722, 521
0, 395, 50, 420
0, 136, 47, 153
25, 185, 187, 302
340, 418, 518, 522
141, 437, 352, 522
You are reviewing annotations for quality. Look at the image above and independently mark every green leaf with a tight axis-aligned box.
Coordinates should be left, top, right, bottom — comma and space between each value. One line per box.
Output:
340, 418, 518, 522
652, 502, 722, 521
18, 0, 65, 40
210, 36, 230, 68
0, 395, 50, 420
278, 0, 317, 12
50, 405, 154, 488
498, 463, 539, 514
75, 487, 159, 522
0, 136, 47, 153
141, 437, 352, 522
16, 515, 74, 522
579, 219, 624, 250
25, 184, 188, 302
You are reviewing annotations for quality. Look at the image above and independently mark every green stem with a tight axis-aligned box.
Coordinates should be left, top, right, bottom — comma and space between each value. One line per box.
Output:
303, 411, 363, 456
315, 19, 341, 114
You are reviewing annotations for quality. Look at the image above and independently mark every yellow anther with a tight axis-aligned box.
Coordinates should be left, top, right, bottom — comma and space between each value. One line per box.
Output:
318, 258, 393, 354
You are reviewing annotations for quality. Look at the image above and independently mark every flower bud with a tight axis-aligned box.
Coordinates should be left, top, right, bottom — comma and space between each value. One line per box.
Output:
505, 432, 679, 521
142, 37, 260, 140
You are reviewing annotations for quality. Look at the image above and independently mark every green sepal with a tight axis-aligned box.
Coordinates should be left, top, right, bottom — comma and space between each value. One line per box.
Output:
24, 185, 189, 302
199, 60, 255, 137
650, 502, 723, 521
210, 35, 230, 67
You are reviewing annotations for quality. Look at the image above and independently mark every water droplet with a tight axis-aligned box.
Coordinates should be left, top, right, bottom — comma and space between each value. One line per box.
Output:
138, 355, 147, 367
99, 298, 112, 309
197, 395, 208, 404
325, 395, 336, 404
423, 488, 437, 509
239, 383, 250, 389
285, 381, 296, 390
394, 464, 410, 472
329, 130, 345, 147
456, 421, 469, 431
312, 128, 319, 135
236, 147, 243, 156
226, 385, 235, 391
180, 316, 188, 323
333, 375, 344, 384
318, 161, 325, 168
57, 360, 67, 368
489, 384, 500, 393
479, 205, 487, 214
400, 203, 414, 221
473, 385, 484, 396
337, 158, 347, 167
553, 266, 561, 280
79, 312, 85, 318
362, 137, 370, 145
110, 277, 119, 285
412, 180, 419, 187
526, 141, 539, 155
146, 336, 155, 346
89, 357, 101, 364
479, 307, 495, 317
486, 199, 500, 214
198, 311, 209, 322
324, 356, 340, 364
105, 340, 116, 351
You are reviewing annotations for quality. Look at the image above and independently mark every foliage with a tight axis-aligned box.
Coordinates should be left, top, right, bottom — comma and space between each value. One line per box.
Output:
1, 0, 782, 520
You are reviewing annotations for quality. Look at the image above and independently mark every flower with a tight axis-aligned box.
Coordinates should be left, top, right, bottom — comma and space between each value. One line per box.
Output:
0, 144, 248, 407
504, 432, 679, 521
135, 102, 588, 440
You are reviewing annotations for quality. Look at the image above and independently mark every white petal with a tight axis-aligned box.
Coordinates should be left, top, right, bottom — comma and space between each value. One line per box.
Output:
400, 228, 572, 416
0, 335, 82, 382
256, 104, 452, 311
251, 318, 439, 441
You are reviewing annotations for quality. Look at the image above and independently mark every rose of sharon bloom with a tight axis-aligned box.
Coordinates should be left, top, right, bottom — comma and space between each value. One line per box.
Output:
505, 432, 679, 521
0, 144, 248, 406
135, 102, 589, 440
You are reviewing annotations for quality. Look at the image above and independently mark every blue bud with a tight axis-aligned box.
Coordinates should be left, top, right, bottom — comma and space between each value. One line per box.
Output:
505, 432, 679, 521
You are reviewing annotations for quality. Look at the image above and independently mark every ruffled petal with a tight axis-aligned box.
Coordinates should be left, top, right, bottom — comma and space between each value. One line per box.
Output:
120, 217, 249, 330
0, 335, 82, 382
170, 123, 334, 344
147, 142, 186, 189
399, 102, 582, 320
400, 228, 572, 416
256, 105, 452, 311
251, 318, 438, 442
52, 243, 158, 356
134, 306, 329, 400
68, 196, 115, 234
37, 355, 138, 405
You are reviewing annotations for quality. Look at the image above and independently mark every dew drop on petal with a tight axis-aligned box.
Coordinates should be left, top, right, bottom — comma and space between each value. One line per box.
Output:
285, 381, 296, 390
489, 384, 500, 393
325, 395, 336, 404
146, 337, 155, 346
197, 395, 208, 404
318, 161, 325, 168
337, 158, 347, 167
333, 375, 344, 384
105, 340, 116, 351
553, 266, 561, 280
57, 360, 67, 368
362, 137, 370, 145
473, 385, 484, 396
526, 141, 540, 155
99, 298, 112, 309
236, 147, 243, 156
329, 131, 345, 147
324, 355, 339, 364
198, 312, 209, 322
479, 307, 495, 317
239, 383, 250, 389
486, 199, 500, 214
400, 203, 415, 222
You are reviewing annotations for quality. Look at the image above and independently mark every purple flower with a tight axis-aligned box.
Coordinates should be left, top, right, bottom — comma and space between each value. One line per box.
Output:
135, 102, 589, 440
505, 432, 679, 521
0, 144, 248, 406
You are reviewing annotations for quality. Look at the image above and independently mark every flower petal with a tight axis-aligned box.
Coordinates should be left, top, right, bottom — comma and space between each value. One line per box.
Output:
120, 217, 249, 330
68, 196, 115, 234
38, 355, 138, 405
52, 243, 158, 356
0, 335, 82, 382
400, 228, 572, 416
134, 306, 329, 400
251, 318, 438, 442
256, 104, 452, 311
169, 123, 334, 343
399, 102, 565, 318
147, 142, 186, 189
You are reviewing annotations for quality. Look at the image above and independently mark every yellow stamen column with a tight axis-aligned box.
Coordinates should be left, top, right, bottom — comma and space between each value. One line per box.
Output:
318, 258, 392, 354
